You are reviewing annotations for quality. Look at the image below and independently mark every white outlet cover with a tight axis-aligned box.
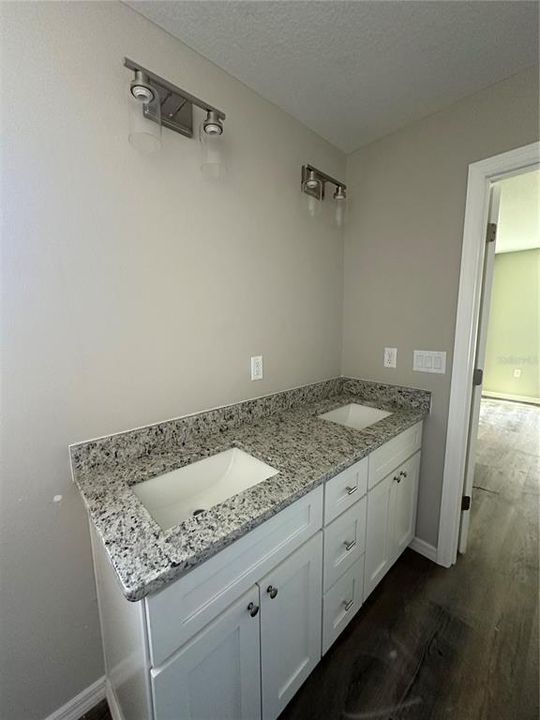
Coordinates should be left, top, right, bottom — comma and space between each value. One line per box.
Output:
384, 347, 397, 368
250, 355, 263, 381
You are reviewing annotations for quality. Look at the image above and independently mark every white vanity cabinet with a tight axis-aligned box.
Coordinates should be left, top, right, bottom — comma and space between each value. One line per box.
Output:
151, 532, 323, 720
365, 427, 422, 598
93, 421, 424, 720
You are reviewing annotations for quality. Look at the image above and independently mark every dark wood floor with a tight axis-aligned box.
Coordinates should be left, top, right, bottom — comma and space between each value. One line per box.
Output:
82, 398, 539, 720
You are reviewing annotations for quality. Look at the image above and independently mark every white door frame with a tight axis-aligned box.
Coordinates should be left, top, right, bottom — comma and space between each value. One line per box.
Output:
436, 141, 540, 568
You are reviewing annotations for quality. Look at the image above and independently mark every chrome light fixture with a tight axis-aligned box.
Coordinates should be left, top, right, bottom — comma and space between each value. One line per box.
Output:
202, 110, 224, 136
130, 70, 155, 103
125, 58, 226, 173
305, 169, 321, 190
301, 165, 347, 225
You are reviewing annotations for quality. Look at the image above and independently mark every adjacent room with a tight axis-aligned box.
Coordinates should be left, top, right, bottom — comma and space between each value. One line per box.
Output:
1, 3, 538, 720
484, 170, 540, 407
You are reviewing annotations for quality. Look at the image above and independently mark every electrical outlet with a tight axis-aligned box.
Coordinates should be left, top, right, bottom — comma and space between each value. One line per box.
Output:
513, 368, 522, 378
384, 347, 397, 368
251, 355, 263, 381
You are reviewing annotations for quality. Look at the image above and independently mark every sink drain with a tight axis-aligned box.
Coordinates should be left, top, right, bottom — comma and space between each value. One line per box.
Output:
192, 508, 206, 517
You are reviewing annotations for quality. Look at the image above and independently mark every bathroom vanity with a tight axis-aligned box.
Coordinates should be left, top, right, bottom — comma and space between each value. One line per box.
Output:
73, 378, 429, 720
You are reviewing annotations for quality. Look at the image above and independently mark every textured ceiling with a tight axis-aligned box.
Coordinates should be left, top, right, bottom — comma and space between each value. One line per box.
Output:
126, 1, 539, 153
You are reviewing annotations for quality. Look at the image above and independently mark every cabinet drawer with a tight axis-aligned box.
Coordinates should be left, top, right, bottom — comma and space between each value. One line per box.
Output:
324, 457, 368, 525
145, 486, 323, 667
322, 556, 364, 654
323, 497, 366, 592
368, 422, 422, 490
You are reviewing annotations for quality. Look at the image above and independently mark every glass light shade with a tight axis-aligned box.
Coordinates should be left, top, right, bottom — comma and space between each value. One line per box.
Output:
128, 89, 162, 153
199, 120, 225, 180
303, 190, 322, 218
335, 196, 347, 227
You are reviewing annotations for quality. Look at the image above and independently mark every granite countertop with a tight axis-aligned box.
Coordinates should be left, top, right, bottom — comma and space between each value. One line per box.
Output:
73, 380, 430, 602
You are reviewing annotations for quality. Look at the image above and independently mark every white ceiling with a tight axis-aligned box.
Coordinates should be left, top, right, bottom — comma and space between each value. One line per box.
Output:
496, 169, 540, 254
126, 1, 538, 153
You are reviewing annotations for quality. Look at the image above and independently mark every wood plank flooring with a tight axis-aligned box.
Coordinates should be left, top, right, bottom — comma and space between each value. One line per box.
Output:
81, 399, 539, 720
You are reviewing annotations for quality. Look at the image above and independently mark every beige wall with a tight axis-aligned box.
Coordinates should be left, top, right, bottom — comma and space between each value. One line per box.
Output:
0, 3, 345, 718
343, 66, 539, 547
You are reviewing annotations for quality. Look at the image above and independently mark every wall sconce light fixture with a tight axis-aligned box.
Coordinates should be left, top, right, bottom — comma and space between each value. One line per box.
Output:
301, 164, 347, 225
125, 58, 226, 174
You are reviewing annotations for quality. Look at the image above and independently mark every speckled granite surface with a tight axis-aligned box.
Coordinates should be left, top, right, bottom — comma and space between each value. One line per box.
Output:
72, 378, 430, 602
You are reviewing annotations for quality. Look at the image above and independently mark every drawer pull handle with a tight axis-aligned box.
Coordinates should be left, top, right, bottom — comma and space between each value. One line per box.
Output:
267, 585, 278, 599
400, 470, 408, 479
344, 539, 357, 552
343, 599, 354, 612
345, 485, 358, 495
247, 602, 260, 617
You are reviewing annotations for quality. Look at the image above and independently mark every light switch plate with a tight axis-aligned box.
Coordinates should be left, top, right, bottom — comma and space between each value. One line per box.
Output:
384, 347, 397, 368
251, 355, 263, 381
413, 350, 446, 374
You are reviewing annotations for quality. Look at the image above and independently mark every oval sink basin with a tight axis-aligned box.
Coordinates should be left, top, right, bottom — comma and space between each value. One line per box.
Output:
133, 448, 278, 531
319, 403, 391, 431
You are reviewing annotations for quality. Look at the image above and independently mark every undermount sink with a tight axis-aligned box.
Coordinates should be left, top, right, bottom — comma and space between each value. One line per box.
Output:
318, 403, 392, 431
133, 448, 278, 531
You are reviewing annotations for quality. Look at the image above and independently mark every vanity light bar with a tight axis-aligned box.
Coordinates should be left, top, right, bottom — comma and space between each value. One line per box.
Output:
124, 57, 226, 139
301, 164, 346, 201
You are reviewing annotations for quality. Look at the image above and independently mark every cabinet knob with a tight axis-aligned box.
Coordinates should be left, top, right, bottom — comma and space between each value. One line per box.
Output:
400, 470, 408, 478
394, 475, 400, 483
343, 539, 357, 552
247, 602, 260, 617
345, 485, 358, 495
266, 585, 278, 599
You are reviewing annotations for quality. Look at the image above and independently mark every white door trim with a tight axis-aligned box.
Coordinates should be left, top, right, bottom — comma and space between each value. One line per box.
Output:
437, 141, 540, 568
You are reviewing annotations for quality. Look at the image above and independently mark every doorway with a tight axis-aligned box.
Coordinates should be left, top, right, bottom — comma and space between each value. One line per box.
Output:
459, 168, 539, 553
438, 141, 540, 567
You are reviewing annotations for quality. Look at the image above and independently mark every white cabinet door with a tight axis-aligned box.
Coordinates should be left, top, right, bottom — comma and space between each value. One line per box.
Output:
259, 532, 323, 720
391, 451, 421, 561
152, 586, 261, 720
364, 474, 392, 598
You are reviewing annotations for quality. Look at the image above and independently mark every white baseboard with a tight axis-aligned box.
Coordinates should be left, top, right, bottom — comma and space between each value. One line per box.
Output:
482, 391, 540, 406
106, 681, 126, 720
409, 536, 438, 563
44, 676, 105, 720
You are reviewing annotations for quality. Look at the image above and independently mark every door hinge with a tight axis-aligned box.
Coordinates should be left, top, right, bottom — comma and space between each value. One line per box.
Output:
473, 368, 483, 386
486, 222, 497, 243
461, 496, 471, 511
